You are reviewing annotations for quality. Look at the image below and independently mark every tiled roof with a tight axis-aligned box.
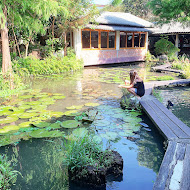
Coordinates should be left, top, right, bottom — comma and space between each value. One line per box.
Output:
85, 24, 150, 32
95, 12, 153, 28
151, 22, 190, 34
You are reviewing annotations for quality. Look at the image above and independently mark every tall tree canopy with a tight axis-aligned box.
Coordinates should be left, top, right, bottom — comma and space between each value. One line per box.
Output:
148, 0, 190, 23
0, 0, 59, 73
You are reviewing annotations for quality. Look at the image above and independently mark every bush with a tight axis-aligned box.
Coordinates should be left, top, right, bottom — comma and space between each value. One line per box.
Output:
63, 134, 113, 178
172, 55, 190, 79
13, 50, 84, 76
0, 154, 20, 190
154, 36, 180, 57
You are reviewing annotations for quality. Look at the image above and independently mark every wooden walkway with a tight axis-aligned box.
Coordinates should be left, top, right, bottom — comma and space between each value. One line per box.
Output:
151, 64, 184, 74
140, 95, 190, 190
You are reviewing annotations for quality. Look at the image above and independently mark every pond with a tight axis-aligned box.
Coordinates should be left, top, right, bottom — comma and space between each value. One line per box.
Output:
157, 86, 190, 127
0, 62, 168, 189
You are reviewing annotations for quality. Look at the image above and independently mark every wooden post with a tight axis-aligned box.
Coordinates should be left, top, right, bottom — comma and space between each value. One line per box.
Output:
175, 34, 179, 56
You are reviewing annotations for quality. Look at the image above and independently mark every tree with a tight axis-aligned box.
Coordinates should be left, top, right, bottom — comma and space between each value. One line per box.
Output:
147, 0, 190, 23
55, 0, 99, 56
0, 0, 59, 74
123, 0, 151, 19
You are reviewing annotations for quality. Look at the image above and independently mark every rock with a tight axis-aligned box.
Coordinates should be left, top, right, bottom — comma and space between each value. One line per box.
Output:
68, 150, 123, 188
120, 93, 140, 110
158, 54, 168, 63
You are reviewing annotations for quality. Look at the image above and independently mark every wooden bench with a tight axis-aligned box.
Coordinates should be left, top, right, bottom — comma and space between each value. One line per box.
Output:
140, 95, 190, 190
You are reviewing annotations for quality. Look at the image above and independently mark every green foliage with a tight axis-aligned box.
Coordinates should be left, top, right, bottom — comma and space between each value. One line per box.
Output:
12, 51, 83, 76
63, 134, 113, 176
148, 0, 190, 23
154, 36, 180, 56
172, 55, 190, 78
156, 75, 175, 81
145, 51, 157, 65
0, 154, 20, 190
122, 0, 150, 19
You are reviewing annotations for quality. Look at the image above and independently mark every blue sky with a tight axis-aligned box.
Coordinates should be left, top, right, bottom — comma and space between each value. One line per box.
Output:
92, 0, 111, 5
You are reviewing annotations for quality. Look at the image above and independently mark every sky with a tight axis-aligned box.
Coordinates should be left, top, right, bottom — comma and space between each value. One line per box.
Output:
92, 0, 111, 5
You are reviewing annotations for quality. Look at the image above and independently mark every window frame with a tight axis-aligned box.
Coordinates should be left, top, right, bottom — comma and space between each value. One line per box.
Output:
120, 31, 147, 49
81, 29, 116, 50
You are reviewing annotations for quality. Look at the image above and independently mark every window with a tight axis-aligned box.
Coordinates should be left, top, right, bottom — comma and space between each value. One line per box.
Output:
82, 31, 90, 48
120, 32, 126, 48
82, 30, 116, 49
140, 34, 146, 47
134, 33, 140, 47
91, 31, 98, 48
120, 32, 146, 48
101, 32, 108, 48
127, 33, 133, 47
109, 32, 115, 48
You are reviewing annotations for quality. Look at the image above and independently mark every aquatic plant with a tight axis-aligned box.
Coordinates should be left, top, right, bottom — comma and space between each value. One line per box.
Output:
63, 134, 114, 179
152, 89, 163, 102
0, 154, 20, 190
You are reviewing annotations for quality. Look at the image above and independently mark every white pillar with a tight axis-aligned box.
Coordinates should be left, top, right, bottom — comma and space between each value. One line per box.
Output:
146, 32, 149, 52
175, 34, 179, 56
116, 31, 120, 50
73, 29, 82, 58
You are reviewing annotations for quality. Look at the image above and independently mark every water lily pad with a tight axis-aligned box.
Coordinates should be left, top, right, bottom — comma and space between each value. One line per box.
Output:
85, 103, 100, 107
93, 135, 102, 143
66, 105, 83, 110
0, 125, 20, 134
49, 123, 61, 129
93, 120, 111, 127
29, 129, 64, 138
61, 120, 80, 128
72, 127, 88, 137
18, 112, 39, 119
118, 131, 134, 137
18, 122, 32, 128
19, 95, 34, 99
0, 116, 19, 124
63, 110, 79, 116
25, 101, 43, 106
49, 112, 65, 117
32, 122, 51, 128
52, 95, 66, 99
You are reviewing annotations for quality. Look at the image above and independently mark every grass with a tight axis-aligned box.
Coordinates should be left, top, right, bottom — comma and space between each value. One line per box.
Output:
156, 75, 175, 81
63, 134, 113, 178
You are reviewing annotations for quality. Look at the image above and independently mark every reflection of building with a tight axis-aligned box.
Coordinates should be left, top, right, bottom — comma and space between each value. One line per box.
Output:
149, 22, 190, 56
73, 12, 153, 66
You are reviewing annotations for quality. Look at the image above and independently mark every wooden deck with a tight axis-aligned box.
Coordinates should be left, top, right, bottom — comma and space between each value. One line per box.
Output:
151, 64, 184, 74
140, 95, 190, 190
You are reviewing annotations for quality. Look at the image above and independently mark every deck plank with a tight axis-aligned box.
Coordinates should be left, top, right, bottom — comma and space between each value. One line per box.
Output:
147, 100, 190, 138
153, 141, 177, 190
140, 100, 177, 140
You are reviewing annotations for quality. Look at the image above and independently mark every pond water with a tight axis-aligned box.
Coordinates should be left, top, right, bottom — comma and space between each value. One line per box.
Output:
0, 63, 167, 190
157, 86, 190, 127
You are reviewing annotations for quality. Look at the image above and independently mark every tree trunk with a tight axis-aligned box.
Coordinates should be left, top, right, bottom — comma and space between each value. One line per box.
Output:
12, 25, 21, 57
64, 32, 67, 56
52, 16, 55, 50
25, 42, 29, 57
1, 6, 14, 89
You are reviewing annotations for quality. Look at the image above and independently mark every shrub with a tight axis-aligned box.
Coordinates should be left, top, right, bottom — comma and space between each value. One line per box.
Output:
0, 154, 20, 190
12, 50, 84, 76
63, 134, 113, 178
154, 36, 180, 57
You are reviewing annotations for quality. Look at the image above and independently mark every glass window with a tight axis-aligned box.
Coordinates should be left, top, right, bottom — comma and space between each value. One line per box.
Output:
140, 33, 146, 47
82, 31, 90, 48
120, 32, 126, 48
134, 33, 140, 47
101, 32, 108, 48
127, 33, 133, 47
109, 32, 115, 48
91, 31, 98, 48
